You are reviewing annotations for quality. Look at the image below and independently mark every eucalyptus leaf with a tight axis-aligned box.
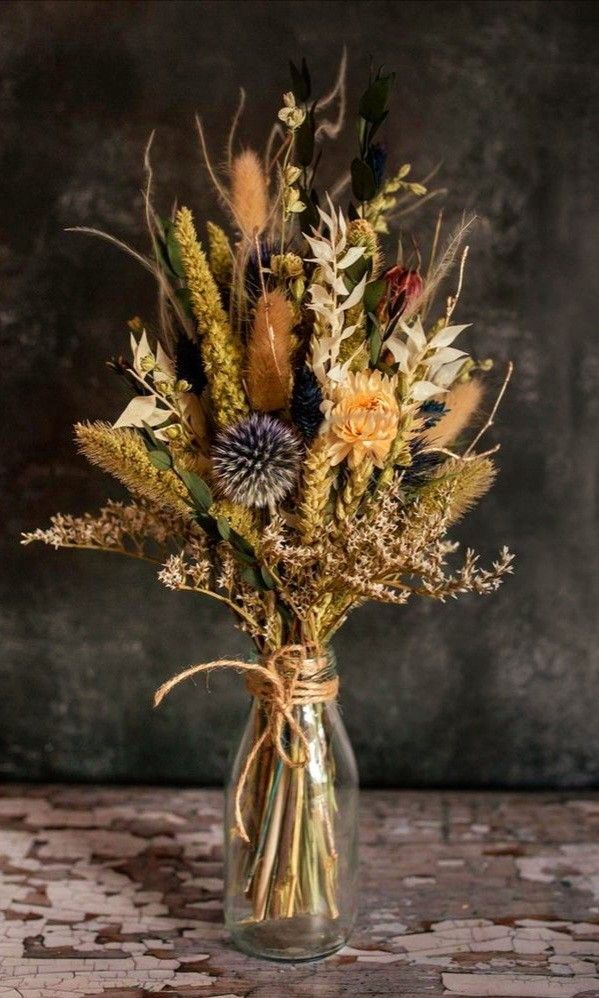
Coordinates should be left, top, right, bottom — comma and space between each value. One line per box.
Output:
344, 253, 371, 289
216, 517, 231, 541
369, 319, 383, 365
289, 58, 311, 102
176, 468, 213, 513
296, 110, 315, 167
240, 565, 267, 590
141, 422, 162, 448
299, 187, 320, 235
231, 532, 255, 557
231, 546, 257, 567
166, 227, 186, 279
358, 73, 395, 124
351, 158, 377, 202
260, 566, 277, 590
175, 286, 194, 319
147, 449, 172, 471
369, 110, 389, 142
364, 278, 386, 314
195, 511, 220, 540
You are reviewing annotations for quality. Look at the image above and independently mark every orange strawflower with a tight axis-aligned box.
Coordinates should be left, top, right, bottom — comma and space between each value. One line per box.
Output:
326, 370, 400, 469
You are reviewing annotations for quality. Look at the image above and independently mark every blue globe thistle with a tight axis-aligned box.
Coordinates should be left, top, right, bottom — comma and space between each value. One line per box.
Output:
212, 413, 302, 508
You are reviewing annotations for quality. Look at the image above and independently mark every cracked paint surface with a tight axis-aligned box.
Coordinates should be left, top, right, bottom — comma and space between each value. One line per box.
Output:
0, 788, 598, 996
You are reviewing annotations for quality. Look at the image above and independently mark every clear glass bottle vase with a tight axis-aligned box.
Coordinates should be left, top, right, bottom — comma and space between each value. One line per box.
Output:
224, 649, 359, 961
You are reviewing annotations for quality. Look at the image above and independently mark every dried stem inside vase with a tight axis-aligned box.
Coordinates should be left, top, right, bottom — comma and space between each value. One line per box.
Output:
234, 701, 339, 924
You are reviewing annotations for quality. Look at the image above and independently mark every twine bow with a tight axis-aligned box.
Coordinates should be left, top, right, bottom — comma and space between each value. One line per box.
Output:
154, 644, 339, 842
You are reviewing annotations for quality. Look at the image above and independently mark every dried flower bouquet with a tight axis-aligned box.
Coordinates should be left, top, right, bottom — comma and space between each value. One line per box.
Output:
24, 58, 513, 945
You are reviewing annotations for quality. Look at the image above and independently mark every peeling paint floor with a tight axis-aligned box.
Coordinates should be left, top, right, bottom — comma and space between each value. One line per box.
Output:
0, 788, 598, 997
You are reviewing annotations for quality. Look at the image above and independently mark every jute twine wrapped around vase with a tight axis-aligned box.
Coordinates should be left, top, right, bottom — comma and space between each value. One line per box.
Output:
154, 644, 339, 843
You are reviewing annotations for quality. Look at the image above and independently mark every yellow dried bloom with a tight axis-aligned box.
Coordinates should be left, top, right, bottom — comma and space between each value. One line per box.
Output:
211, 499, 260, 549
74, 423, 191, 517
271, 253, 304, 280
206, 221, 233, 287
175, 207, 248, 427
298, 435, 336, 542
278, 92, 306, 130
326, 370, 400, 469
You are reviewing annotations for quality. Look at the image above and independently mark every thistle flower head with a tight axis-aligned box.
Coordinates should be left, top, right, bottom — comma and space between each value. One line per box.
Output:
211, 413, 302, 508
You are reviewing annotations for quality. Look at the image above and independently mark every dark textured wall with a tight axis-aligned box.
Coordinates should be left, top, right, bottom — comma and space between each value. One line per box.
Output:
2, 0, 598, 787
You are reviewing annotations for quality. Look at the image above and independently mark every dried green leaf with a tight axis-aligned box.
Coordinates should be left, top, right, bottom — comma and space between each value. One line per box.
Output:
351, 158, 377, 202
147, 449, 172, 471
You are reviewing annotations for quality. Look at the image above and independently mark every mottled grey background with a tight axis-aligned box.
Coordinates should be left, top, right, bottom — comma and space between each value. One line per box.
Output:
2, 0, 598, 787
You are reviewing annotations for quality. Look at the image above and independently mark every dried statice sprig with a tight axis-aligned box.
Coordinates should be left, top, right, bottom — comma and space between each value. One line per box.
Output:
21, 501, 189, 562
256, 471, 513, 642
158, 541, 269, 643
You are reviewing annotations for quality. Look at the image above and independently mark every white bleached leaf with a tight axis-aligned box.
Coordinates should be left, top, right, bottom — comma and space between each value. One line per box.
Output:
132, 330, 153, 374
113, 395, 166, 429
385, 336, 411, 371
306, 241, 333, 263
337, 245, 365, 270
434, 356, 469, 388
428, 323, 471, 348
401, 317, 427, 352
427, 346, 467, 376
316, 204, 335, 233
332, 274, 349, 296
411, 380, 446, 402
339, 273, 367, 311
155, 342, 175, 380
309, 285, 331, 306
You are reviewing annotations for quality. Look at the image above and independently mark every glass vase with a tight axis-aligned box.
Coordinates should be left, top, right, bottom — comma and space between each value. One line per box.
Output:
224, 648, 359, 961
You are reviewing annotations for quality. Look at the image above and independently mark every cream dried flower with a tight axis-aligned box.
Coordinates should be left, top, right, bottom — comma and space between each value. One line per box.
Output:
283, 186, 306, 215
278, 92, 306, 130
325, 370, 400, 469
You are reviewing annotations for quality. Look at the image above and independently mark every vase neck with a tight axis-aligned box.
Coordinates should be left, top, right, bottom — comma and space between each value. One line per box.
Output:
246, 644, 338, 709
257, 645, 336, 682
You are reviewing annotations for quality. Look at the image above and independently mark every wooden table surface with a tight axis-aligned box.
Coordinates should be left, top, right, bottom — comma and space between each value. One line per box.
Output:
0, 787, 598, 998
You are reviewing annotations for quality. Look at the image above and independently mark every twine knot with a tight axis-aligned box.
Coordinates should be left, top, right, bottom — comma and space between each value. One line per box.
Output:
154, 643, 338, 842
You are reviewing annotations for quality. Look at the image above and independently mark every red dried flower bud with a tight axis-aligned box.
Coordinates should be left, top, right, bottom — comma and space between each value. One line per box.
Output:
384, 265, 424, 318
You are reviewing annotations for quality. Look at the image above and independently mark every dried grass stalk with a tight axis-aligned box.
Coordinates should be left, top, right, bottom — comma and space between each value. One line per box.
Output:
424, 379, 483, 447
231, 149, 269, 238
418, 456, 496, 526
74, 423, 192, 517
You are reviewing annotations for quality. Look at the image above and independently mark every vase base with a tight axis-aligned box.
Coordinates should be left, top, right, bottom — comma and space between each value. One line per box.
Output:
229, 912, 349, 962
